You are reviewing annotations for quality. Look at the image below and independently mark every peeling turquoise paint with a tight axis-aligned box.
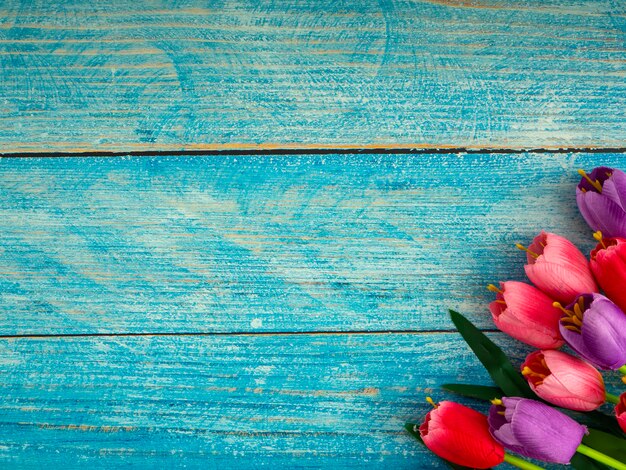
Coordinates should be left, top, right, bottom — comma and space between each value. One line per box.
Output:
0, 153, 616, 335
1, 1, 625, 152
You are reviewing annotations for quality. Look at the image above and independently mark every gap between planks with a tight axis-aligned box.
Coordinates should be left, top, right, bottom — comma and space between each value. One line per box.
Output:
2, 145, 626, 158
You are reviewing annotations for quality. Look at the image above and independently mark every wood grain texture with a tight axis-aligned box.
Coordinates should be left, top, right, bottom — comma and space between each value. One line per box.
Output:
1, 0, 626, 152
0, 331, 600, 469
1, 152, 618, 335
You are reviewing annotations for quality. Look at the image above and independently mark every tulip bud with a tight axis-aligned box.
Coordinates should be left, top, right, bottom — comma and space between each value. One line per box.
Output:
590, 234, 626, 313
556, 293, 626, 370
517, 231, 597, 304
488, 281, 564, 349
616, 393, 626, 434
488, 397, 587, 464
576, 167, 626, 238
521, 350, 605, 411
419, 400, 505, 468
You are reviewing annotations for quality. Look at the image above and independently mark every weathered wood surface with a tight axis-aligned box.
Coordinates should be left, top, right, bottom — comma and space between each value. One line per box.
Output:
1, 0, 626, 153
0, 152, 613, 335
0, 331, 604, 469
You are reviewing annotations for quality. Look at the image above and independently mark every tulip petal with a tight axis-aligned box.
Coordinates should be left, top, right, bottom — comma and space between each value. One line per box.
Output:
533, 232, 588, 267
538, 375, 601, 411
493, 282, 564, 348
580, 299, 626, 369
577, 190, 605, 233
422, 401, 505, 468
580, 191, 626, 238
616, 393, 626, 433
510, 405, 584, 464
591, 242, 626, 313
560, 294, 626, 370
538, 351, 605, 411
602, 168, 626, 209
524, 232, 597, 304
505, 398, 586, 464
493, 308, 564, 349
488, 403, 527, 456
489, 398, 587, 463
559, 324, 586, 358
525, 262, 596, 304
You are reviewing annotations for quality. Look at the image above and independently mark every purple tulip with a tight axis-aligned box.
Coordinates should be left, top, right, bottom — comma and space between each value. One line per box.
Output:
488, 397, 587, 464
576, 167, 626, 238
557, 293, 626, 370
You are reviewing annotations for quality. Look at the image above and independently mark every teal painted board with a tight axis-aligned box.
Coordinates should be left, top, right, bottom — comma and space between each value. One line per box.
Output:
0, 331, 600, 469
1, 0, 626, 152
0, 152, 617, 335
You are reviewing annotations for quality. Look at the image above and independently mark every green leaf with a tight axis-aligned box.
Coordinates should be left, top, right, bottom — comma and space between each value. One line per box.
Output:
442, 384, 503, 401
574, 411, 625, 438
404, 423, 486, 470
571, 452, 610, 470
449, 310, 534, 398
582, 428, 626, 463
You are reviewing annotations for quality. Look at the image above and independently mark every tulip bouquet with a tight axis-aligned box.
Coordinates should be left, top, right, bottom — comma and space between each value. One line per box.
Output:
407, 167, 626, 469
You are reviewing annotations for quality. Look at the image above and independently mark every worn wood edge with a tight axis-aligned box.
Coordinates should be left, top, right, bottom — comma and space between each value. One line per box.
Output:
2, 144, 626, 157
0, 329, 500, 339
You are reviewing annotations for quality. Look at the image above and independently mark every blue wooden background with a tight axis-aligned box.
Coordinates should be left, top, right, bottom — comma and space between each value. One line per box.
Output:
1, 1, 626, 468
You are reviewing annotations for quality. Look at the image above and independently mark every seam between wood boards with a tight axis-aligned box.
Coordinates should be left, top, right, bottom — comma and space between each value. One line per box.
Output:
1, 146, 626, 158
0, 329, 500, 339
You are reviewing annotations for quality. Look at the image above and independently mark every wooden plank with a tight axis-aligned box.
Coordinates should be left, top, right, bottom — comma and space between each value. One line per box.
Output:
0, 152, 616, 335
1, 1, 625, 152
0, 331, 597, 468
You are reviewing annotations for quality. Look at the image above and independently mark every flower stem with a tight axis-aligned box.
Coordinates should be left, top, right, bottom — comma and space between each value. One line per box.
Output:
503, 453, 545, 469
577, 444, 626, 470
606, 392, 621, 404
619, 364, 626, 375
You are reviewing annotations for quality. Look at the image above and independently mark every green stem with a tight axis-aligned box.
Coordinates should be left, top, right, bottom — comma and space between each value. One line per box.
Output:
606, 392, 621, 405
577, 444, 626, 470
619, 364, 626, 375
503, 453, 545, 469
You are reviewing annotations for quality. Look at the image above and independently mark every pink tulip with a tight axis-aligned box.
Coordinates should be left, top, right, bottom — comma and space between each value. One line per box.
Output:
616, 393, 626, 433
521, 350, 605, 411
518, 231, 598, 304
488, 281, 564, 349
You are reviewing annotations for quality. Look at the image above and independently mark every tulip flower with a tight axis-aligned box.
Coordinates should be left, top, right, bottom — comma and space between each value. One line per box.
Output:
576, 167, 626, 238
488, 281, 564, 349
521, 350, 605, 411
616, 393, 626, 434
555, 293, 626, 370
488, 397, 587, 464
516, 231, 597, 304
590, 233, 626, 314
419, 399, 505, 468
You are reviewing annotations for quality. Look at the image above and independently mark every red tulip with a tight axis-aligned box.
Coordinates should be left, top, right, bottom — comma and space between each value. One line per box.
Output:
518, 231, 598, 304
419, 400, 505, 468
590, 234, 626, 313
616, 393, 626, 433
521, 350, 605, 411
488, 281, 564, 349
